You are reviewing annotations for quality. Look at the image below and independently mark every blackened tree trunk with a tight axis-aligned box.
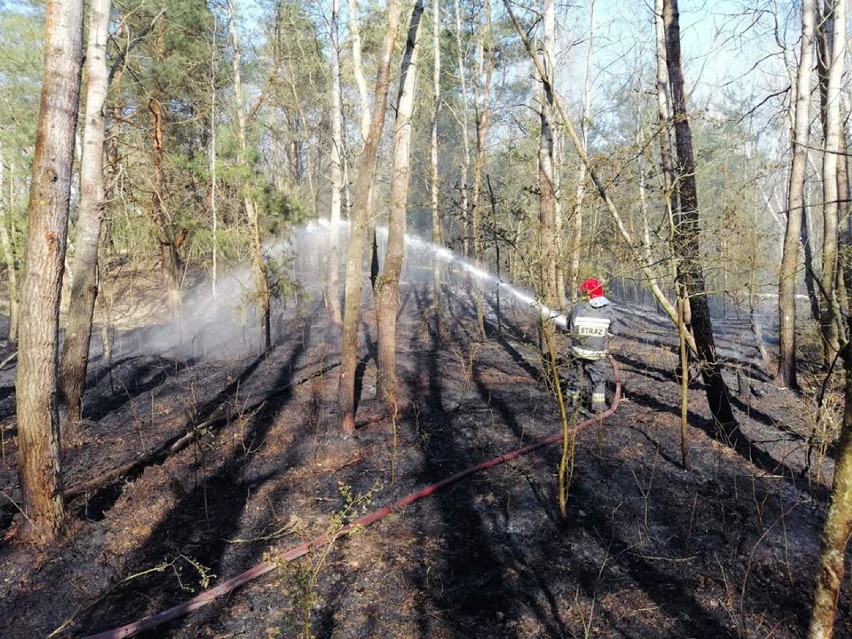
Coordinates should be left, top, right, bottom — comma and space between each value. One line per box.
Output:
663, 0, 736, 431
803, 206, 822, 323
59, 0, 112, 437
338, 0, 401, 434
17, 0, 85, 544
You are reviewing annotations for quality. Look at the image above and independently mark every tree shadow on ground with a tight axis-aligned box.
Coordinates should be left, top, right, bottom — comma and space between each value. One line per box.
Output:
71, 318, 315, 636
614, 355, 829, 502
82, 356, 198, 422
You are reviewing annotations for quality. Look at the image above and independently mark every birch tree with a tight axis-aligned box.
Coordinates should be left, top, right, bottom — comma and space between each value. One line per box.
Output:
777, 0, 815, 388
348, 0, 371, 148
59, 0, 112, 438
209, 17, 218, 300
375, 0, 425, 402
815, 0, 845, 363
16, 0, 84, 544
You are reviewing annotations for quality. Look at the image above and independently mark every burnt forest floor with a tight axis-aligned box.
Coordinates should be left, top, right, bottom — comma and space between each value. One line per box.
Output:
0, 280, 849, 639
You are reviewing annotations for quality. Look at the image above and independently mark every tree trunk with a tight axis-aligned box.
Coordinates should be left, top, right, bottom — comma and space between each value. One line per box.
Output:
749, 274, 772, 375
835, 118, 850, 338
803, 204, 822, 323
816, 0, 845, 364
453, 0, 472, 258
0, 143, 19, 345
146, 19, 185, 317
228, 0, 271, 352
538, 0, 558, 310
149, 90, 182, 315
209, 22, 219, 303
347, 0, 378, 314
470, 0, 493, 337
338, 0, 402, 434
568, 0, 595, 302
326, 0, 343, 325
375, 0, 424, 402
655, 0, 691, 466
808, 4, 850, 637
430, 0, 443, 315
654, 0, 678, 282
17, 0, 84, 544
347, 0, 371, 147
59, 0, 112, 438
810, 345, 852, 639
663, 0, 736, 432
778, 0, 815, 388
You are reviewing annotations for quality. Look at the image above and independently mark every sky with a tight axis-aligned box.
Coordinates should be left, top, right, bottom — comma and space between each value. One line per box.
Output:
586, 0, 789, 102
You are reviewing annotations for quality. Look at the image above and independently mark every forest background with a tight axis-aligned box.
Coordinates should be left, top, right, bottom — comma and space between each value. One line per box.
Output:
3, 0, 852, 637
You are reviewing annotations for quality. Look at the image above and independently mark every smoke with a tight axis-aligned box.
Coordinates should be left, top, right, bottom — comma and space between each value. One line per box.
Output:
98, 221, 550, 362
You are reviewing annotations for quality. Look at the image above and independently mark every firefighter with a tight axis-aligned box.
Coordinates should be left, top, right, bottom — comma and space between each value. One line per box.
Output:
561, 278, 618, 414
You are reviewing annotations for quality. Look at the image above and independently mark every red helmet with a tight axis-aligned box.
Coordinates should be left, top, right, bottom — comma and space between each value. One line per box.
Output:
579, 278, 604, 299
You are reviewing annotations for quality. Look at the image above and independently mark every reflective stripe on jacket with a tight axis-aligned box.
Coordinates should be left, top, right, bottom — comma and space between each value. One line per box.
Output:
565, 296, 617, 360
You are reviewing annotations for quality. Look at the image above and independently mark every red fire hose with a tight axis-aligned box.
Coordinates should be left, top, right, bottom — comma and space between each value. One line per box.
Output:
80, 359, 622, 639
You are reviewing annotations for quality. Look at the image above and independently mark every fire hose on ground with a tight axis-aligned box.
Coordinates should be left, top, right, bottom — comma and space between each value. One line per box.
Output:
80, 358, 622, 639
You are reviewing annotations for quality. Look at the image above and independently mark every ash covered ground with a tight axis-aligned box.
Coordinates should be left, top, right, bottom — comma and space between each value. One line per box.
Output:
0, 233, 848, 638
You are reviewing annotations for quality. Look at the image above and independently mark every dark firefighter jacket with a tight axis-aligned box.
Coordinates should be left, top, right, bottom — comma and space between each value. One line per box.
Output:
565, 296, 618, 360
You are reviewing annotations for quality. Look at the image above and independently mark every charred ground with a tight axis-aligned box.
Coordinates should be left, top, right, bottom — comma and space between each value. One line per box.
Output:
0, 281, 848, 639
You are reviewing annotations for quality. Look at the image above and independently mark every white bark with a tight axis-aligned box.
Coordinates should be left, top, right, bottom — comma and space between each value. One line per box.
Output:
777, 0, 815, 387
818, 0, 845, 359
58, 0, 112, 433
